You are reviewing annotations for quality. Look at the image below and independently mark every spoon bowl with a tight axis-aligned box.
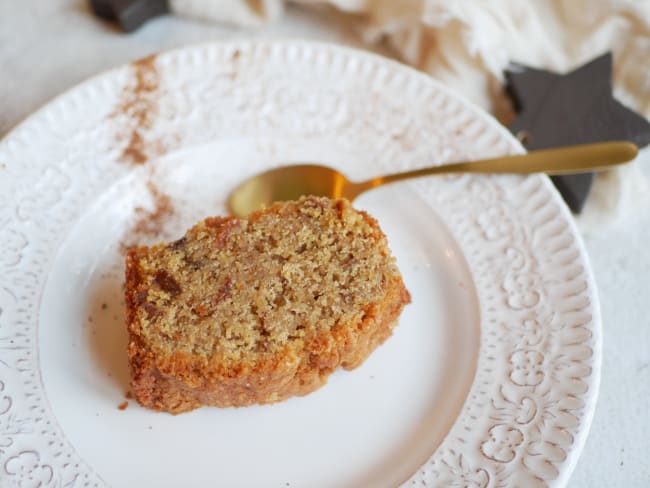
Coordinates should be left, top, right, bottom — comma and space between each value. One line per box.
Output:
229, 165, 352, 217
228, 141, 638, 217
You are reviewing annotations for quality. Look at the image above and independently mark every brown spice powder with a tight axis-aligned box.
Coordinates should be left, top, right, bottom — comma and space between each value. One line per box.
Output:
114, 54, 161, 165
111, 55, 179, 252
133, 181, 174, 236
120, 180, 175, 253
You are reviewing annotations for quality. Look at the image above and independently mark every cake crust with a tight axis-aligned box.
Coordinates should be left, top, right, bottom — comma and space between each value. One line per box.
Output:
125, 196, 410, 414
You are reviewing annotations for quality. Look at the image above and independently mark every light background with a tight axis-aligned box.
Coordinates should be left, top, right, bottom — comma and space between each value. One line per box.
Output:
1, 1, 649, 486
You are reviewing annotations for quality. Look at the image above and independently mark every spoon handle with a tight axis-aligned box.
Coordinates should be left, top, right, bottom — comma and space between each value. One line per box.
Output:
353, 141, 638, 195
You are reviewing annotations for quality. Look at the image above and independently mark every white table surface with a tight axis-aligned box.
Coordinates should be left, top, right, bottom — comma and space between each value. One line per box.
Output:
2, 1, 649, 486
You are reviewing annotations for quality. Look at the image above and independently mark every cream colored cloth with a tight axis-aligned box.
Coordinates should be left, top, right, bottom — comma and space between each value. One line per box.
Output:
170, 0, 650, 229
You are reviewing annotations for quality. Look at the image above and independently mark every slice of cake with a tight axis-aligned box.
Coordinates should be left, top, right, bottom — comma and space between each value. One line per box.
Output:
125, 196, 410, 414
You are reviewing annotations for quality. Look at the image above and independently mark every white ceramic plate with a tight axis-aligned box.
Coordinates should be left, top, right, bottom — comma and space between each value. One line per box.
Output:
0, 41, 599, 488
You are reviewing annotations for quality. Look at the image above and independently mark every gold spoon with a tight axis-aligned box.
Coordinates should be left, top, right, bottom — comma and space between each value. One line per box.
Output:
229, 141, 638, 217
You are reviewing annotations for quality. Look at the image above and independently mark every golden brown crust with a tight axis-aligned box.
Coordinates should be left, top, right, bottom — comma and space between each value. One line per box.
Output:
125, 197, 410, 414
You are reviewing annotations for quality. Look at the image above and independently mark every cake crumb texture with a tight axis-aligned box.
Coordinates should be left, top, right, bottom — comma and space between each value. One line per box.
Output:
125, 196, 411, 413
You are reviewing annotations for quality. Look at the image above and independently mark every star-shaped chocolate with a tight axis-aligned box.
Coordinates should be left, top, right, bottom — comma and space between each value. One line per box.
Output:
505, 53, 650, 212
90, 0, 169, 32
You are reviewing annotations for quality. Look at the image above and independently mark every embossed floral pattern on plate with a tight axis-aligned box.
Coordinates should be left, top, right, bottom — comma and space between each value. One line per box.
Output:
0, 41, 599, 487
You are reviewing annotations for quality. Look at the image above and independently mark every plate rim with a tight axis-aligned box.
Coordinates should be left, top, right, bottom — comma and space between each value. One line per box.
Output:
0, 39, 601, 488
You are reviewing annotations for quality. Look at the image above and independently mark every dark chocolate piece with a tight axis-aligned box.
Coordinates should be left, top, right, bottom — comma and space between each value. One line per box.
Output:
550, 173, 594, 215
90, 0, 117, 20
114, 0, 169, 32
89, 0, 169, 32
506, 53, 650, 213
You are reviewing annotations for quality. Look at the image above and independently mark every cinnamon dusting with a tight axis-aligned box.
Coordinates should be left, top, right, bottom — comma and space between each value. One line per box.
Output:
120, 180, 175, 253
133, 181, 174, 236
114, 54, 161, 165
